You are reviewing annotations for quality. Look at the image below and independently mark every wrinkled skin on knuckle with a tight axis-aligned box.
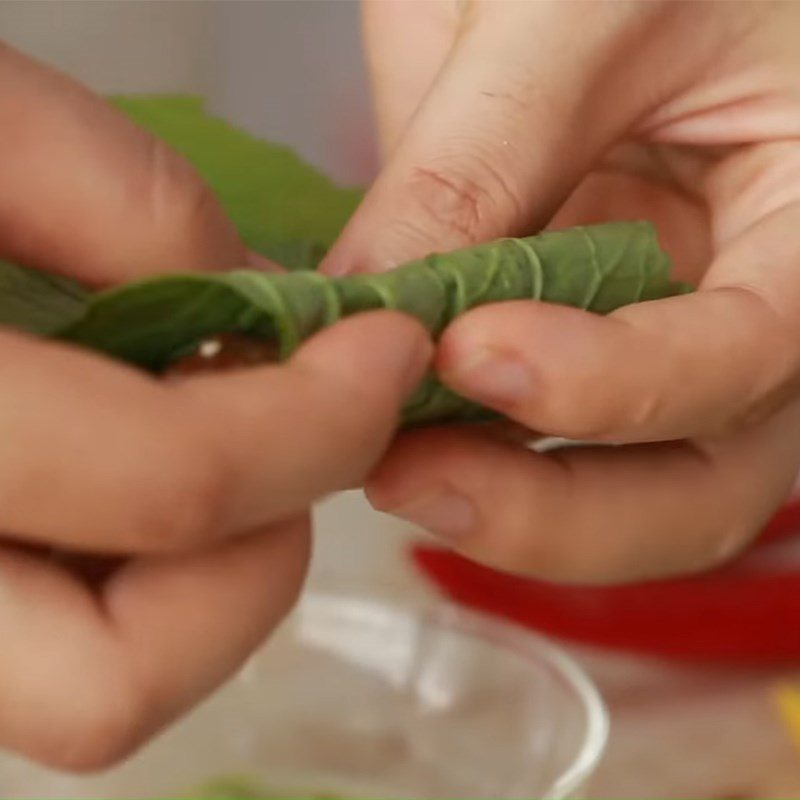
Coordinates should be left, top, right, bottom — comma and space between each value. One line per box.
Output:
402, 152, 523, 245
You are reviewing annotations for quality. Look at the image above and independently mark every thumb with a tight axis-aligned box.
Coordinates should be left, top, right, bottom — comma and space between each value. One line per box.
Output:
323, 1, 691, 276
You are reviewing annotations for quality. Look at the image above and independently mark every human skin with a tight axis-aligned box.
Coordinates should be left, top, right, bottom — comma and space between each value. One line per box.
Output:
323, 0, 800, 583
0, 42, 431, 769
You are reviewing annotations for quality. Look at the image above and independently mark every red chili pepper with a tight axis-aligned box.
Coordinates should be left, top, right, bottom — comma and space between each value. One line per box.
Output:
412, 544, 800, 663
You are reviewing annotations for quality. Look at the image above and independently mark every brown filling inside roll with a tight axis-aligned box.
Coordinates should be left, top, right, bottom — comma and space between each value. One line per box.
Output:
165, 332, 281, 376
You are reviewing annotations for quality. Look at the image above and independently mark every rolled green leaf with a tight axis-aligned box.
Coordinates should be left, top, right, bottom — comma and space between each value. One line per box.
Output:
56, 220, 689, 426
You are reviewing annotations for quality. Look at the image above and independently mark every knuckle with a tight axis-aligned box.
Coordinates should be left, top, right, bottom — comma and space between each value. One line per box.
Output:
402, 152, 523, 245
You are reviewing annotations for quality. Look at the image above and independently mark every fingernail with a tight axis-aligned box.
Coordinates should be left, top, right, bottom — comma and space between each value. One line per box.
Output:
445, 348, 533, 406
390, 489, 476, 539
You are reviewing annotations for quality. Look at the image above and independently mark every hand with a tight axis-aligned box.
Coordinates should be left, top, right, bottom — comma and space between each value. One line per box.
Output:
323, 1, 800, 583
0, 43, 430, 769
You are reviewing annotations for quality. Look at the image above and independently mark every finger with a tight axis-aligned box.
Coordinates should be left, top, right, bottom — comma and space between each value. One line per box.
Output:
436, 201, 800, 443
324, 2, 676, 275
361, 0, 458, 156
177, 311, 433, 534
367, 403, 800, 584
0, 41, 243, 282
0, 517, 309, 770
0, 312, 430, 553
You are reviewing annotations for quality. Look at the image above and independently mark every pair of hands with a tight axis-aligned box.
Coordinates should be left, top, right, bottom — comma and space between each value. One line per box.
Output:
4, 0, 800, 770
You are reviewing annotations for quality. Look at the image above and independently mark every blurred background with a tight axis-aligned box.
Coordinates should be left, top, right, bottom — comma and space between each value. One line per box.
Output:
0, 0, 378, 185
3, 2, 800, 797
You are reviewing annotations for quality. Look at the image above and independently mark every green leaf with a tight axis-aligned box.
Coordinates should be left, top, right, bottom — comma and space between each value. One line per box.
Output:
0, 259, 88, 335
59, 221, 690, 426
109, 95, 361, 261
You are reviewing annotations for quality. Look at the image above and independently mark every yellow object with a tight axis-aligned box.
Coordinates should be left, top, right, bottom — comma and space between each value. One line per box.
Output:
773, 683, 800, 757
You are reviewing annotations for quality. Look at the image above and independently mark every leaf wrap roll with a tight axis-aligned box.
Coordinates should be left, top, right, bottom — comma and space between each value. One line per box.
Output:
58, 220, 688, 426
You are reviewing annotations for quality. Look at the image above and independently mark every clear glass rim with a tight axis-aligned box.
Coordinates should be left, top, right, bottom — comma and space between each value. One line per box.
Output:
297, 583, 609, 800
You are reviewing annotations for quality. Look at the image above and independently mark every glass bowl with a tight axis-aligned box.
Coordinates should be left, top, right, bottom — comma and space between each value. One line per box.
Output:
0, 586, 608, 800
